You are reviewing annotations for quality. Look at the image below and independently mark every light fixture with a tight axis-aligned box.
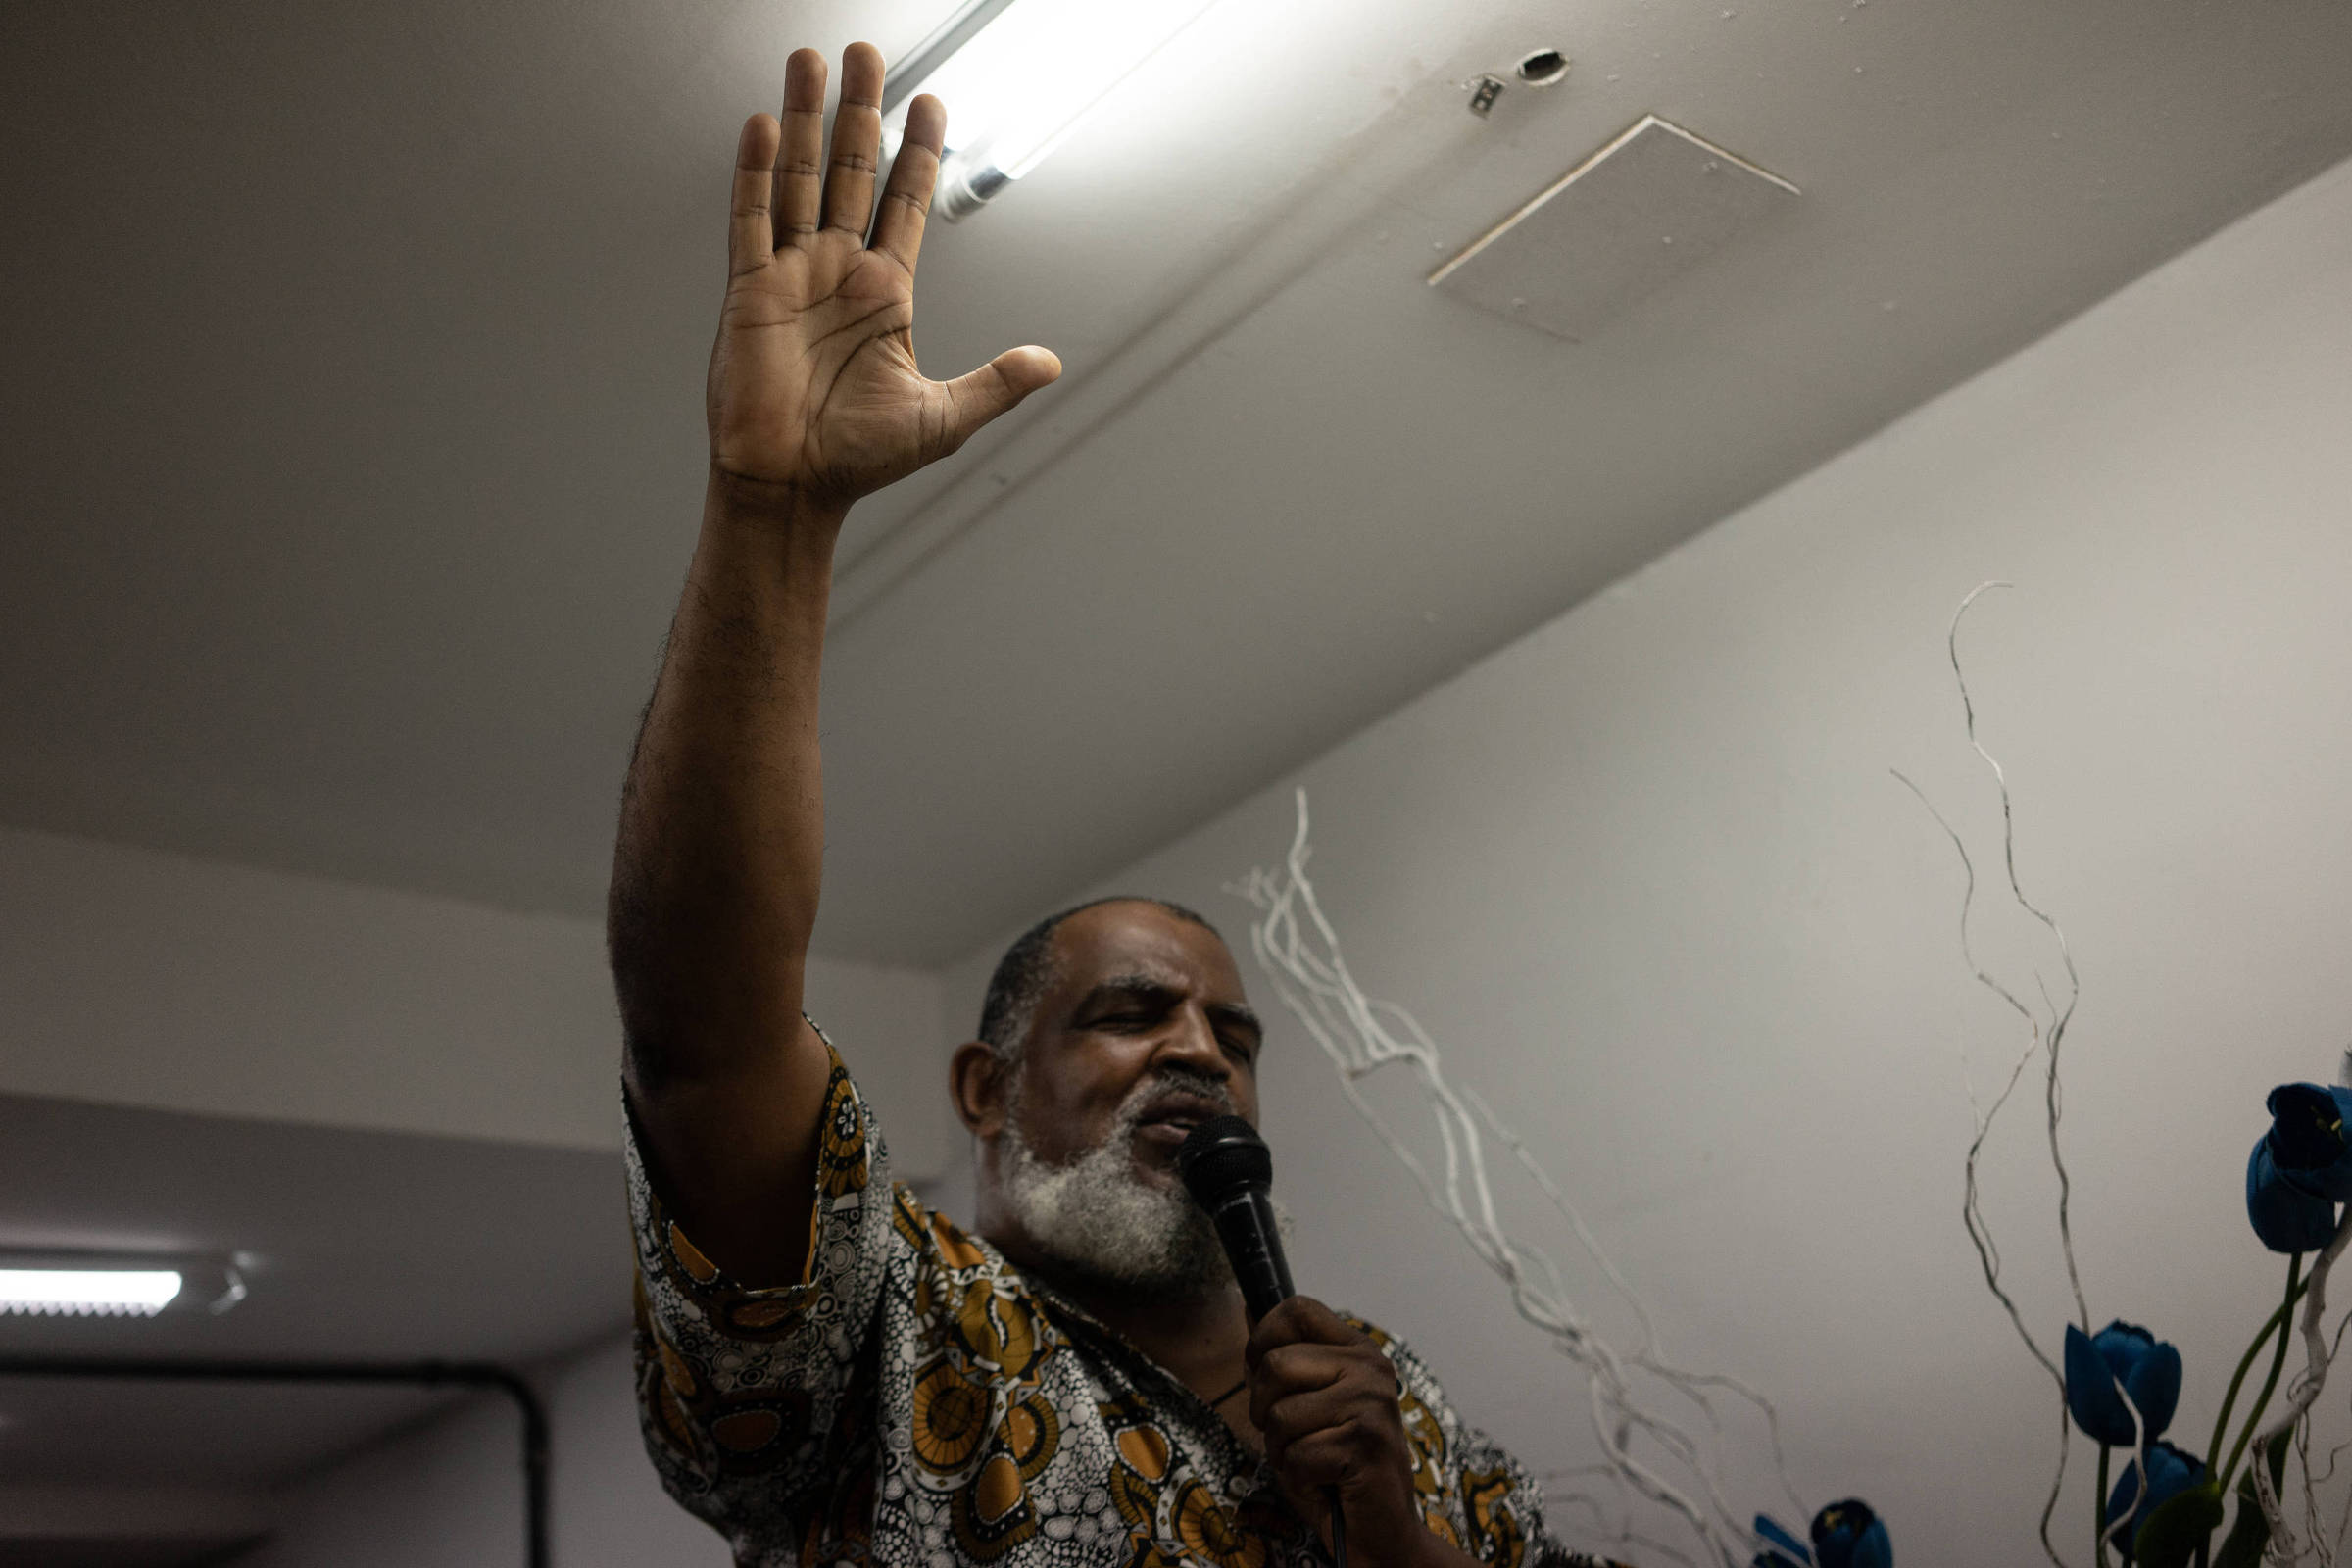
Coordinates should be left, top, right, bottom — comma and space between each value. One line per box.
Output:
0, 1268, 182, 1318
0, 1251, 247, 1318
879, 0, 1228, 220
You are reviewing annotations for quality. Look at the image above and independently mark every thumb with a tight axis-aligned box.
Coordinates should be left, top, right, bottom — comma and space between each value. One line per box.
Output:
938, 345, 1061, 451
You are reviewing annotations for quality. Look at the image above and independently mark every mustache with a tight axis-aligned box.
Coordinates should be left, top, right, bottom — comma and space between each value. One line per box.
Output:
1110, 1064, 1237, 1134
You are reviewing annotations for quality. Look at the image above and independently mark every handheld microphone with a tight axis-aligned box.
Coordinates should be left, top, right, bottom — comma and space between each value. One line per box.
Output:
1176, 1115, 1347, 1568
1175, 1114, 1294, 1323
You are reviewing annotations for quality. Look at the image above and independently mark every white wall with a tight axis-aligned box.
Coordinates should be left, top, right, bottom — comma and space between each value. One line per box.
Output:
0, 825, 955, 1175
215, 144, 2352, 1568
941, 153, 2352, 1563
239, 1337, 727, 1568
238, 1392, 532, 1568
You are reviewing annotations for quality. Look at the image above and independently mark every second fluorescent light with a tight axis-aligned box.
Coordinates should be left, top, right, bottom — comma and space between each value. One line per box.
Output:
0, 1251, 249, 1318
0, 1268, 184, 1318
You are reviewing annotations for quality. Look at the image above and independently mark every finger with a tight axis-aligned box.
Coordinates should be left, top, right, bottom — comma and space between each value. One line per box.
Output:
1251, 1343, 1356, 1398
776, 48, 828, 248
1248, 1297, 1365, 1368
1258, 1379, 1384, 1453
869, 92, 943, 274
822, 41, 886, 238
728, 115, 782, 276
1269, 1421, 1390, 1491
936, 345, 1061, 451
1250, 1348, 1393, 1432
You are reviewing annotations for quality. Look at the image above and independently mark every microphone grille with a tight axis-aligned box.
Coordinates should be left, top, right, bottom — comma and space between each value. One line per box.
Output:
1176, 1115, 1273, 1203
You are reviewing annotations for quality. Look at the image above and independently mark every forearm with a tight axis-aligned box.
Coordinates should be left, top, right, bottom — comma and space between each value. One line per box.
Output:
610, 466, 846, 1091
607, 45, 1053, 1280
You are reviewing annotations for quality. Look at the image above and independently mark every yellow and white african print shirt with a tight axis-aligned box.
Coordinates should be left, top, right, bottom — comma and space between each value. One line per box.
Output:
626, 1036, 1616, 1568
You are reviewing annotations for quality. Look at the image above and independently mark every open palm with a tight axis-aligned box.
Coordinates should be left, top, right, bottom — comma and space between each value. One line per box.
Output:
708, 44, 1060, 508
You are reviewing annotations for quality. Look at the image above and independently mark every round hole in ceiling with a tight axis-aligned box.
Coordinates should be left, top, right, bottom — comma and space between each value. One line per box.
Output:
1516, 49, 1571, 86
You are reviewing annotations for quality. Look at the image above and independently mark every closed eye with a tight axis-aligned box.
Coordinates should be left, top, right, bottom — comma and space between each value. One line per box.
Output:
1085, 1004, 1174, 1033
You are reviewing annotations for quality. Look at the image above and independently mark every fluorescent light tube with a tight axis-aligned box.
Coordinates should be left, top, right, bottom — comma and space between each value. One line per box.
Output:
880, 0, 1227, 219
0, 1268, 184, 1318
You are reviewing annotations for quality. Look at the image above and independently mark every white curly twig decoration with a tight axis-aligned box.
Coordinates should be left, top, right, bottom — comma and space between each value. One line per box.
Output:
1898, 585, 2352, 1564
2251, 1206, 2352, 1562
1233, 790, 1804, 1568
1894, 581, 2091, 1568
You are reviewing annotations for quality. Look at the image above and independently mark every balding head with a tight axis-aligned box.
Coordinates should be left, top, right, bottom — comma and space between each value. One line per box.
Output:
975, 896, 1224, 1067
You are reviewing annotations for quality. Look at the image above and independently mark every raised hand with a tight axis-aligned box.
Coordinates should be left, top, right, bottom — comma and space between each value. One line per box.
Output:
708, 43, 1061, 511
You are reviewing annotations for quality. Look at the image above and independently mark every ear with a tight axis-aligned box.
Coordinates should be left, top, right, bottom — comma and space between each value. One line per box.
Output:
951, 1040, 1012, 1137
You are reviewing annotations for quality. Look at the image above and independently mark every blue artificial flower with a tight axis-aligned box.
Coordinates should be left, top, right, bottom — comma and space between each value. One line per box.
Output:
2065, 1320, 2182, 1446
1753, 1513, 1813, 1567
2247, 1135, 2340, 1252
2264, 1084, 2352, 1200
2103, 1440, 2206, 1563
1809, 1499, 1891, 1568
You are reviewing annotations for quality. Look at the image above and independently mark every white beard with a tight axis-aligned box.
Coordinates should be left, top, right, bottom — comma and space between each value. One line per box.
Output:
998, 1072, 1236, 1298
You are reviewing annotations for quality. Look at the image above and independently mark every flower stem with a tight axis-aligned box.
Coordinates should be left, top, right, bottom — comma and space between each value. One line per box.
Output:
2205, 1252, 2305, 1475
2220, 1251, 2308, 1491
2095, 1443, 2112, 1567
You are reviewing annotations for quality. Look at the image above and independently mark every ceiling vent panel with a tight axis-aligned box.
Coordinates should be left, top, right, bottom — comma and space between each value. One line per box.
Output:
1429, 115, 1799, 342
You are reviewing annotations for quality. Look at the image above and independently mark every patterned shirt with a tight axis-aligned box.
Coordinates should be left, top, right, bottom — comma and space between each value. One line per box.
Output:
627, 1035, 1613, 1568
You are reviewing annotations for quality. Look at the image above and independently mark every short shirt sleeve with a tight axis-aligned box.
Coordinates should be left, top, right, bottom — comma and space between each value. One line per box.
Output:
1371, 1328, 1628, 1568
624, 1030, 901, 1545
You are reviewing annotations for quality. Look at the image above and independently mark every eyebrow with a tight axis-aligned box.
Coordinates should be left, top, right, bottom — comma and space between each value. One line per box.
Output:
1076, 973, 1264, 1044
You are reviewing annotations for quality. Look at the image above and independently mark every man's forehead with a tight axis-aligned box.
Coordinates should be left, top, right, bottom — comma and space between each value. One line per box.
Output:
1048, 901, 1247, 1000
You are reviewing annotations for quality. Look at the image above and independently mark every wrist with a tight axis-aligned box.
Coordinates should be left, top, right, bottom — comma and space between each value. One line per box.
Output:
704, 464, 853, 535
1340, 1491, 1452, 1568
1350, 1525, 1444, 1568
1401, 1529, 1479, 1568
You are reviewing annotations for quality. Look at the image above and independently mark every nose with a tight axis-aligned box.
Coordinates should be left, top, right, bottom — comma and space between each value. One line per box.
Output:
1150, 1003, 1233, 1084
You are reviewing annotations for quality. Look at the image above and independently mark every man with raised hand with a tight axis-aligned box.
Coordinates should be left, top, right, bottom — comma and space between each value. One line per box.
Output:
610, 41, 1619, 1568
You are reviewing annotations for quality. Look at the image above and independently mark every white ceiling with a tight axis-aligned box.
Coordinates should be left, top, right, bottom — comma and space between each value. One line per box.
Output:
6, 0, 2352, 970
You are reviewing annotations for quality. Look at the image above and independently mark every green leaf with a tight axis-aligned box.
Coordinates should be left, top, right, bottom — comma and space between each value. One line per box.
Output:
2132, 1482, 2226, 1568
2211, 1479, 2273, 1568
2215, 1434, 2296, 1568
